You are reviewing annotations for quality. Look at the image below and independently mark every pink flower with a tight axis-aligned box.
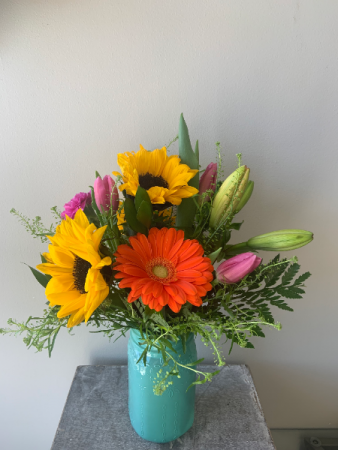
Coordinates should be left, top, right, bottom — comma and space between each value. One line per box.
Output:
61, 192, 92, 220
199, 162, 217, 203
94, 175, 119, 213
216, 253, 262, 284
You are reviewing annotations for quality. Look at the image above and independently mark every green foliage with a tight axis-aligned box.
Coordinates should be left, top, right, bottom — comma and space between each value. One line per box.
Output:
176, 114, 199, 229
26, 264, 51, 288
223, 255, 311, 335
135, 187, 153, 228
0, 307, 67, 357
124, 198, 148, 235
83, 204, 101, 228
10, 207, 60, 243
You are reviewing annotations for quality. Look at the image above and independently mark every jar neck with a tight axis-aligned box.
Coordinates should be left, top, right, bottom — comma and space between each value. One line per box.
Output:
129, 328, 194, 356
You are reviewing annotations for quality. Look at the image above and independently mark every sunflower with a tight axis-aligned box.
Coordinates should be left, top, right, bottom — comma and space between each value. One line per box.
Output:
112, 145, 199, 207
36, 209, 112, 328
114, 228, 214, 313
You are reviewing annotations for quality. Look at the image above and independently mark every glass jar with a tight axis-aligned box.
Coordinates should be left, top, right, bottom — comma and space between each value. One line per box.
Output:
128, 328, 197, 443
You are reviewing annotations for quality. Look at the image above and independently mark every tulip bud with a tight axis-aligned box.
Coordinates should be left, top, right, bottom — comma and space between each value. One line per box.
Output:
210, 165, 250, 228
234, 180, 254, 214
247, 229, 313, 251
216, 253, 262, 284
94, 175, 119, 213
199, 162, 217, 204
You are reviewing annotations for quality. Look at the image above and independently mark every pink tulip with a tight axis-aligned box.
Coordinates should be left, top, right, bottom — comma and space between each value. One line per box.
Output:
199, 162, 217, 203
216, 253, 262, 284
94, 175, 119, 213
61, 192, 92, 220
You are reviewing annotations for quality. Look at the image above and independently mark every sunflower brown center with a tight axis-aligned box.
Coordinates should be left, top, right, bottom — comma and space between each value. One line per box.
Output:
73, 256, 91, 294
73, 256, 112, 294
146, 257, 176, 284
139, 173, 169, 190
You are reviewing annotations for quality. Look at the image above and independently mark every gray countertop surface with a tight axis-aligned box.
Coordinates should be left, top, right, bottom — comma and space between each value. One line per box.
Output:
51, 364, 276, 450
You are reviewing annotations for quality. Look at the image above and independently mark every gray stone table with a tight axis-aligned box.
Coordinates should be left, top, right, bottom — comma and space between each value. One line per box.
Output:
51, 365, 276, 450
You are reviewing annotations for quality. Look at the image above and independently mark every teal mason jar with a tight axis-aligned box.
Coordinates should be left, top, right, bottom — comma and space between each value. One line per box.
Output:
128, 329, 197, 443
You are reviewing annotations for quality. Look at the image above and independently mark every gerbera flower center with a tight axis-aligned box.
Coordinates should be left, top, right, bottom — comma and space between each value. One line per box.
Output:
139, 173, 169, 190
146, 257, 176, 283
73, 256, 91, 294
152, 265, 168, 278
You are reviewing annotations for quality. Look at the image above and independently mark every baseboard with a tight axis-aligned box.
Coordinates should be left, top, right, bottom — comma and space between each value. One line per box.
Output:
271, 429, 338, 450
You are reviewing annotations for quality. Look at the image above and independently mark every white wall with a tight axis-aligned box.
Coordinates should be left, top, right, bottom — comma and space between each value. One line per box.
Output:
1, 1, 338, 448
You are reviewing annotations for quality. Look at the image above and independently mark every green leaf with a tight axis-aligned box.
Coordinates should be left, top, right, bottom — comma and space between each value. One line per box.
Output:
265, 261, 288, 287
281, 263, 300, 285
135, 186, 152, 212
48, 327, 60, 358
187, 370, 220, 391
207, 247, 222, 264
229, 221, 244, 231
224, 242, 254, 256
152, 312, 170, 329
124, 198, 148, 235
143, 348, 148, 366
40, 254, 48, 264
90, 186, 102, 217
251, 325, 265, 338
136, 200, 153, 228
83, 204, 101, 228
186, 358, 205, 366
26, 265, 50, 288
107, 292, 127, 310
176, 114, 199, 229
270, 300, 294, 311
181, 333, 187, 354
276, 286, 303, 299
245, 342, 255, 349
161, 338, 177, 354
136, 347, 148, 365
159, 343, 167, 363
294, 271, 311, 286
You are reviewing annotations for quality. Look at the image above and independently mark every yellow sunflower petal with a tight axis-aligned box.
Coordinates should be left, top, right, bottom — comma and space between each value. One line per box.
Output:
36, 263, 72, 276
48, 246, 75, 268
90, 225, 107, 251
42, 252, 53, 263
84, 286, 109, 322
47, 289, 82, 306
94, 256, 112, 270
57, 294, 86, 317
147, 186, 167, 204
165, 186, 199, 205
70, 219, 91, 243
73, 209, 90, 229
67, 309, 86, 328
45, 275, 74, 296
161, 156, 181, 182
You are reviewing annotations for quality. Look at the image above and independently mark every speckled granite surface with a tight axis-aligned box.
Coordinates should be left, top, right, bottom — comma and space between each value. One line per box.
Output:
51, 364, 276, 450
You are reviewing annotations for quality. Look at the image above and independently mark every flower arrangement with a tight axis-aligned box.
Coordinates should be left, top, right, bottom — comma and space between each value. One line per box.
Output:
2, 114, 313, 394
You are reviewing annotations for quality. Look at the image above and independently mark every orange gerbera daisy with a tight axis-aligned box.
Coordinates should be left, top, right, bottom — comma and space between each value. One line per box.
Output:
114, 228, 214, 313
